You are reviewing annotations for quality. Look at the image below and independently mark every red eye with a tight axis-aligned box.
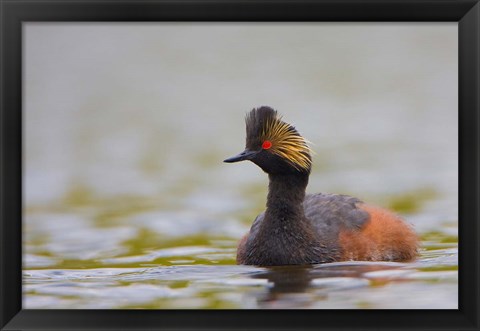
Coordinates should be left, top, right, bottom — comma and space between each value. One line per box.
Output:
262, 140, 272, 150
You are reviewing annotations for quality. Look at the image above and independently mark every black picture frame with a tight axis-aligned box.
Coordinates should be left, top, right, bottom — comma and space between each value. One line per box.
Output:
1, 0, 478, 330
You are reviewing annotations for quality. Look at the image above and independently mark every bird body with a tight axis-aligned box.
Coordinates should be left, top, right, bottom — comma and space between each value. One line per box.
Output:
224, 106, 418, 266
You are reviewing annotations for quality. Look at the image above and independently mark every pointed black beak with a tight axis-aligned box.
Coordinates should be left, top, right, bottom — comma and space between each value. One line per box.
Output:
224, 149, 258, 163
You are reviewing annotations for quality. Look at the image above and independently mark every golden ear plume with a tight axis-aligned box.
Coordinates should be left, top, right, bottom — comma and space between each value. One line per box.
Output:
260, 115, 313, 171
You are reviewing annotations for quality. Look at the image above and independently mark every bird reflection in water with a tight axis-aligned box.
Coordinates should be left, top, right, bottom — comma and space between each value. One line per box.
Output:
249, 263, 405, 308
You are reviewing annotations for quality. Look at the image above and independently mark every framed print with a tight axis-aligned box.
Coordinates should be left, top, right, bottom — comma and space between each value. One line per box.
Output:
1, 0, 479, 330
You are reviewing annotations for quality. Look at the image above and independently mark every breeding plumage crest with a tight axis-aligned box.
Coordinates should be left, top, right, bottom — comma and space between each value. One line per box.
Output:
245, 107, 313, 171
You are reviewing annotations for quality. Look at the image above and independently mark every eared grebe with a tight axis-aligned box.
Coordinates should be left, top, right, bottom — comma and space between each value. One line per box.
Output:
224, 106, 418, 266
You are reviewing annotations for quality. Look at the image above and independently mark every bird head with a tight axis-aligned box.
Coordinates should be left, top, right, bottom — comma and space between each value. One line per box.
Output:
224, 106, 312, 175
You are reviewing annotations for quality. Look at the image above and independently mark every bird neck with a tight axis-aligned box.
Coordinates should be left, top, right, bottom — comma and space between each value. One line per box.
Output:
264, 172, 309, 223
